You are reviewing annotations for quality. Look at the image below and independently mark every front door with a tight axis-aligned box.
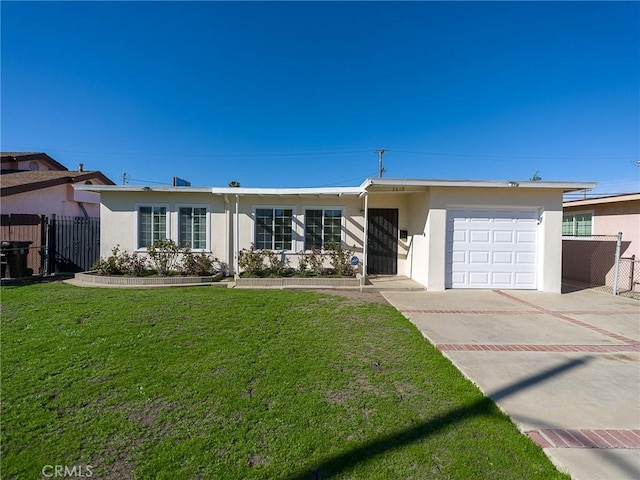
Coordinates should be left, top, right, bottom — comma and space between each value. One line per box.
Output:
367, 208, 398, 274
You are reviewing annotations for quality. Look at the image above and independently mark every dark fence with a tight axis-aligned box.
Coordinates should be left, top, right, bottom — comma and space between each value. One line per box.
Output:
50, 215, 101, 273
0, 214, 100, 278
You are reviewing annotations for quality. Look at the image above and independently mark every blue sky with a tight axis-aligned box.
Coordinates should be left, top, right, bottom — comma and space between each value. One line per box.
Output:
2, 1, 639, 194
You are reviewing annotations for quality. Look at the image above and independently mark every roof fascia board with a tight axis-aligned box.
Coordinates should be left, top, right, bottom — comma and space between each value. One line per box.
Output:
364, 177, 596, 192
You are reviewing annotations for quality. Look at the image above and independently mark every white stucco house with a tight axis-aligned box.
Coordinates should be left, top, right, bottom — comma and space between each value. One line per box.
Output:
76, 177, 595, 292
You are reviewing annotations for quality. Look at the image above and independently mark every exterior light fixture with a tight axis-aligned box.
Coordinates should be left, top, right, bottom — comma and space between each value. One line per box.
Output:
508, 181, 520, 187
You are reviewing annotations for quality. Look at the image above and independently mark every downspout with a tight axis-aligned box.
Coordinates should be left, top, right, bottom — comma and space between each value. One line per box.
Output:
78, 202, 89, 219
363, 191, 369, 287
234, 194, 239, 279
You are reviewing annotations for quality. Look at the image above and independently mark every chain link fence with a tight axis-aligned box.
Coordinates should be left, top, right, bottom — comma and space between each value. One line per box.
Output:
562, 233, 639, 299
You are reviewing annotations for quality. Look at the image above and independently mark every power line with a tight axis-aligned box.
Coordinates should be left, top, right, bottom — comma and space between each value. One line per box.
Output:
6, 145, 637, 161
389, 149, 638, 161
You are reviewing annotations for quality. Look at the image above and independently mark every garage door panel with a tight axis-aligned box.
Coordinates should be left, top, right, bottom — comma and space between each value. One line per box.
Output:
469, 230, 490, 243
469, 272, 490, 285
493, 230, 514, 243
515, 272, 536, 286
492, 251, 513, 264
516, 251, 536, 264
492, 272, 513, 285
469, 251, 490, 264
446, 209, 537, 289
516, 231, 536, 243
451, 251, 466, 263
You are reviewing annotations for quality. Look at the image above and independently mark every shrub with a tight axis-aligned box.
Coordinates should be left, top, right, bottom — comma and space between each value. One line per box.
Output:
182, 250, 222, 276
265, 250, 288, 276
146, 239, 181, 276
238, 244, 267, 276
92, 245, 148, 276
325, 242, 356, 277
297, 251, 310, 275
307, 244, 325, 276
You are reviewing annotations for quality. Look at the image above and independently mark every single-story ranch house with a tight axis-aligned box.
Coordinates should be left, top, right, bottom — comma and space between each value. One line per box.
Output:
77, 177, 595, 292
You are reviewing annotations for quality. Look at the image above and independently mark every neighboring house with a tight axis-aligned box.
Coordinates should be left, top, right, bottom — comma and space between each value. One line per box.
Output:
78, 177, 594, 292
1, 152, 115, 217
562, 193, 640, 292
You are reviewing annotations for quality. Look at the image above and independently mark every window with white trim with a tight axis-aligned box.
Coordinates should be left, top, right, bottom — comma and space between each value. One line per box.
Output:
137, 206, 169, 248
179, 207, 208, 250
255, 208, 293, 250
304, 208, 342, 250
562, 212, 593, 236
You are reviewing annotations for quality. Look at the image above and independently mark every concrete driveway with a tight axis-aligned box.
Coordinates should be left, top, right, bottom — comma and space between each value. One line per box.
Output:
382, 288, 640, 480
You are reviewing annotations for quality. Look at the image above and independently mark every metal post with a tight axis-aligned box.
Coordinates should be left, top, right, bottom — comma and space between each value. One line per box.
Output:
234, 194, 239, 279
43, 216, 50, 276
613, 231, 622, 295
363, 192, 369, 286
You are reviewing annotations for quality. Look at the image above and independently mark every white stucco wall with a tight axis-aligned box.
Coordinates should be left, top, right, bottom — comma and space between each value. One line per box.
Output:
99, 191, 366, 274
97, 186, 565, 291
425, 186, 564, 293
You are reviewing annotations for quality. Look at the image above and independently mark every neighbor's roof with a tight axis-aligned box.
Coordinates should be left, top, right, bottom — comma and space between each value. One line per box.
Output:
75, 177, 596, 195
0, 152, 68, 171
563, 192, 640, 207
1, 170, 116, 197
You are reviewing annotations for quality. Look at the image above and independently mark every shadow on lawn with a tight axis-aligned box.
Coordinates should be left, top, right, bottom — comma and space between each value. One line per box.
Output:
288, 356, 592, 480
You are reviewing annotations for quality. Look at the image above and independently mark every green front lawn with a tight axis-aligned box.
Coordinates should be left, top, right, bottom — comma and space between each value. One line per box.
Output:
1, 284, 567, 479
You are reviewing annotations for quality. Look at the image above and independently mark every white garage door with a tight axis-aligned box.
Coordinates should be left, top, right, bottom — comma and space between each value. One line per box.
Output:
446, 209, 538, 289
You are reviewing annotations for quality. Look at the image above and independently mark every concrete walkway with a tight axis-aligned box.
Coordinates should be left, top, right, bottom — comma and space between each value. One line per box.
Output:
382, 288, 640, 480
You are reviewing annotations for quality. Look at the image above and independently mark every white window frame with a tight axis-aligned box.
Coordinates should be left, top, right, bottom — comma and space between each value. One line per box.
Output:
134, 203, 170, 251
562, 210, 594, 237
176, 204, 211, 252
252, 205, 297, 252
302, 206, 345, 251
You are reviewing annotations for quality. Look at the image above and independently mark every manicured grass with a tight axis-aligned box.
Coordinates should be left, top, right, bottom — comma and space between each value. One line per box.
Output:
1, 283, 568, 479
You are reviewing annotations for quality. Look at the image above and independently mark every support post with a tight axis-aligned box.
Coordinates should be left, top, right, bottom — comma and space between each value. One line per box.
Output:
613, 231, 622, 295
234, 194, 240, 279
363, 192, 369, 285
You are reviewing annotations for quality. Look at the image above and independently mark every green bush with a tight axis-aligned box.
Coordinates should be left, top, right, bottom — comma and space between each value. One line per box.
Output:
92, 246, 147, 276
325, 242, 356, 277
182, 250, 222, 276
146, 239, 181, 276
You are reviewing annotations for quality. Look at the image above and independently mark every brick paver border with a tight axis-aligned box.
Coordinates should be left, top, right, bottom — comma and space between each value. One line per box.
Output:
526, 429, 640, 449
437, 343, 640, 352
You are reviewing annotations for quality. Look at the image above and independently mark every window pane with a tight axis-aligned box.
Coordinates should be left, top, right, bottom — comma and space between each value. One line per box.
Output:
305, 209, 323, 250
179, 207, 192, 247
193, 208, 207, 249
274, 209, 292, 250
152, 207, 166, 243
562, 215, 574, 236
138, 207, 152, 248
139, 206, 166, 248
255, 209, 273, 249
324, 210, 342, 245
575, 213, 592, 236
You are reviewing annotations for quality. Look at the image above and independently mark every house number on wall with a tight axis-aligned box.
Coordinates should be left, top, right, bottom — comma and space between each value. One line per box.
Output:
392, 186, 405, 192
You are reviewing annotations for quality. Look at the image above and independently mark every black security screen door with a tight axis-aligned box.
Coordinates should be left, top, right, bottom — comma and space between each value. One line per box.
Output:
367, 208, 399, 274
